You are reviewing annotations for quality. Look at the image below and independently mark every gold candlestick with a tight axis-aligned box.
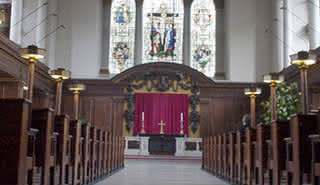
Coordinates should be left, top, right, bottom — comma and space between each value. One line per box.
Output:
20, 45, 46, 102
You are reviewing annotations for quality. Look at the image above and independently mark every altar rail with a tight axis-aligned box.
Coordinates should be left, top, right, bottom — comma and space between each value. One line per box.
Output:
124, 136, 202, 157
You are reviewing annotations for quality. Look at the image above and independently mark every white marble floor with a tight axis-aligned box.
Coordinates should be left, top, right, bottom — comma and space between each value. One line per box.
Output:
97, 160, 228, 185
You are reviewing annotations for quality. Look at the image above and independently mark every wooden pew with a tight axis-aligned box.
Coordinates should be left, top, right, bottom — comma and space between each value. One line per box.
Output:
284, 114, 318, 185
51, 132, 59, 185
242, 128, 255, 185
99, 130, 104, 178
255, 123, 271, 185
207, 137, 212, 172
121, 137, 125, 168
208, 137, 213, 173
112, 135, 115, 172
55, 115, 71, 185
107, 132, 112, 174
31, 109, 55, 185
117, 136, 120, 170
271, 120, 290, 185
309, 135, 320, 185
78, 135, 84, 185
26, 128, 41, 185
223, 133, 229, 179
213, 136, 218, 175
217, 135, 222, 176
228, 132, 236, 183
235, 130, 244, 185
69, 120, 81, 185
113, 136, 117, 171
202, 137, 207, 170
0, 99, 31, 185
89, 127, 97, 182
81, 123, 90, 184
102, 131, 107, 176
310, 110, 320, 185
116, 136, 119, 170
95, 129, 102, 179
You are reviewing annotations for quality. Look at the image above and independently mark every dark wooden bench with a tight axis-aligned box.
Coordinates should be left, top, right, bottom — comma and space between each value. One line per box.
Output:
284, 114, 318, 185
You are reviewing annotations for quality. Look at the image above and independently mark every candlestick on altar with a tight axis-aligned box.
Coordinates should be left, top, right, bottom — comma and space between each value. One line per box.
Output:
180, 113, 184, 135
140, 112, 145, 134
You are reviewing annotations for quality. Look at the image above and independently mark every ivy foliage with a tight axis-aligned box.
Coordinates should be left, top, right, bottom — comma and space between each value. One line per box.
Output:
260, 82, 301, 124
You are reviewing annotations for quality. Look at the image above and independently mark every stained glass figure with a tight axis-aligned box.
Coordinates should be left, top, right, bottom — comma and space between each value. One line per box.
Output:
143, 0, 184, 64
109, 0, 135, 74
191, 0, 216, 76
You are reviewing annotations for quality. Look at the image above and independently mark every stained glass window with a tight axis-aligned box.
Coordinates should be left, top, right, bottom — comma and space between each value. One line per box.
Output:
143, 0, 184, 64
109, 0, 136, 74
191, 0, 216, 76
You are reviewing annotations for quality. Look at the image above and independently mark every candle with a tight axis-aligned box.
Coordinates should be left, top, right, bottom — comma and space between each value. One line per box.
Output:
180, 112, 183, 121
142, 112, 144, 121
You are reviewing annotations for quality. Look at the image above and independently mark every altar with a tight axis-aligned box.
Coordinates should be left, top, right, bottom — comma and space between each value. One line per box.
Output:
141, 134, 180, 155
124, 92, 202, 157
124, 136, 202, 157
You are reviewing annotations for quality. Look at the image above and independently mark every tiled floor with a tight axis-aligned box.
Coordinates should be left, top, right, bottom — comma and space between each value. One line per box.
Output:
97, 160, 228, 185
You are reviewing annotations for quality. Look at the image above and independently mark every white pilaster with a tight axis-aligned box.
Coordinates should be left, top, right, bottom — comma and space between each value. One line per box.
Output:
283, 0, 291, 67
308, 0, 320, 49
10, 0, 23, 44
272, 0, 284, 72
139, 136, 150, 156
100, 0, 112, 75
215, 8, 225, 79
45, 0, 57, 68
183, 0, 192, 66
175, 137, 185, 156
36, 0, 47, 48
134, 0, 143, 65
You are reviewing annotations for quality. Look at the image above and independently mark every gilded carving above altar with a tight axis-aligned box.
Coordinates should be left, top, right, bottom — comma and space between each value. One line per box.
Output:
122, 69, 201, 135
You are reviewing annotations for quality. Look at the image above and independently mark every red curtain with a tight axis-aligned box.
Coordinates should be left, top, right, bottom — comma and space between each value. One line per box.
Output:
134, 93, 189, 136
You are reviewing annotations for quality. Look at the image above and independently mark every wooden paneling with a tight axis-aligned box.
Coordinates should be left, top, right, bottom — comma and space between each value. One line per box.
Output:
62, 96, 122, 134
0, 80, 25, 98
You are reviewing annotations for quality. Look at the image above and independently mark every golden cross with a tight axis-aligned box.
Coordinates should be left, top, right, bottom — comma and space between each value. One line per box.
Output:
158, 120, 166, 135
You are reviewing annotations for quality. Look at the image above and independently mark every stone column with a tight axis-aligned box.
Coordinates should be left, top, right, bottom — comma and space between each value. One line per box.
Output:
215, 8, 225, 79
272, 0, 284, 72
308, 0, 320, 49
10, 0, 23, 44
134, 0, 143, 65
100, 0, 112, 75
183, 0, 193, 66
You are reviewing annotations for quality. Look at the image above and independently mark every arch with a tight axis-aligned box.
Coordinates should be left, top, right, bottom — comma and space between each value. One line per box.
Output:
111, 62, 215, 85
109, 0, 136, 74
191, 0, 216, 77
142, 0, 184, 64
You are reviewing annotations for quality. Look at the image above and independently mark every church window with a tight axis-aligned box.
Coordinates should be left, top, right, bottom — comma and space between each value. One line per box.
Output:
109, 0, 136, 74
143, 0, 184, 64
191, 0, 216, 76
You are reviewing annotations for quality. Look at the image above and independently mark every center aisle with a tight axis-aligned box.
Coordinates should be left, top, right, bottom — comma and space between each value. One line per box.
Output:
97, 160, 228, 185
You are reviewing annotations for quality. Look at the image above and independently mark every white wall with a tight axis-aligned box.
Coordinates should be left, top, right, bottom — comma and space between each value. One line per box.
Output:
7, 0, 317, 81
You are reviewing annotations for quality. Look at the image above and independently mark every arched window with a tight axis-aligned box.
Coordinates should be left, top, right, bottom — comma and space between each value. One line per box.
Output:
109, 0, 136, 74
143, 0, 184, 64
191, 0, 216, 76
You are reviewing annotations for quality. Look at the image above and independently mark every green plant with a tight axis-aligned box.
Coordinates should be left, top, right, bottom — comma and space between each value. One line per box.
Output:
260, 82, 301, 124
80, 119, 89, 125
